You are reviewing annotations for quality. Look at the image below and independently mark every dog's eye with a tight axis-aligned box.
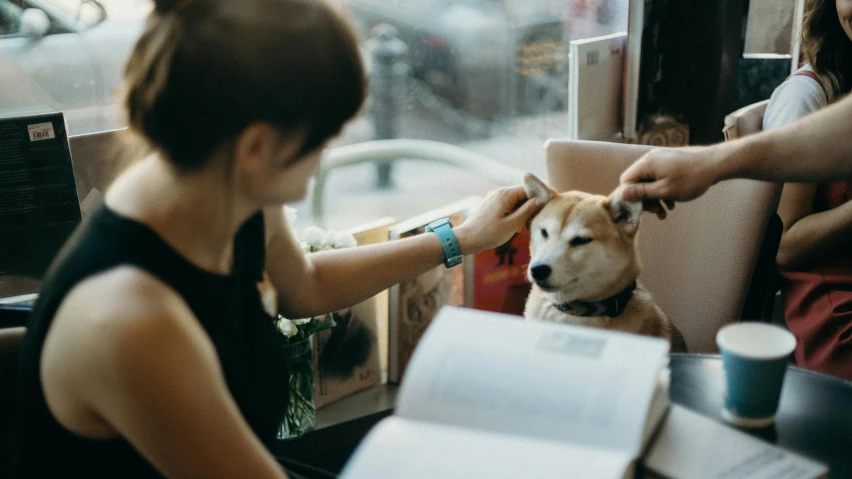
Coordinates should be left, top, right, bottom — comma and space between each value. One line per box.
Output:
570, 237, 593, 246
540, 228, 548, 239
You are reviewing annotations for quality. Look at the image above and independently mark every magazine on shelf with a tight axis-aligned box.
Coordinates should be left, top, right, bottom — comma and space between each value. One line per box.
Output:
341, 306, 672, 479
313, 217, 395, 408
387, 196, 481, 383
466, 226, 531, 316
568, 32, 627, 141
622, 0, 644, 141
0, 112, 81, 299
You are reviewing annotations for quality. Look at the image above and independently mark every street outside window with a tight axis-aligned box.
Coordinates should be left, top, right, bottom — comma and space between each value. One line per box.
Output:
0, 0, 629, 229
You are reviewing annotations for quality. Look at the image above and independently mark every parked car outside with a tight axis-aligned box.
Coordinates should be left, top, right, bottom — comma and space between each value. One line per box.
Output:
0, 0, 146, 136
342, 0, 568, 121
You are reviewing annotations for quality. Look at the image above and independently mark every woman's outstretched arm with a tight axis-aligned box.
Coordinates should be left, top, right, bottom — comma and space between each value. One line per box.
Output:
264, 186, 542, 319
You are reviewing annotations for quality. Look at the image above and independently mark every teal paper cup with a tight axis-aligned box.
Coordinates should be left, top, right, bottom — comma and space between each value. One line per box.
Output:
716, 323, 797, 428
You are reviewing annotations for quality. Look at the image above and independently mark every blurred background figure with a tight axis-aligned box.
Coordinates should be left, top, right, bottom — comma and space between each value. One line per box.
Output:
763, 0, 852, 380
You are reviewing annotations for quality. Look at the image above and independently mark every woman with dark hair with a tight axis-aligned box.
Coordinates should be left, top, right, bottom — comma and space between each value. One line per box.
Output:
761, 0, 852, 380
14, 0, 542, 477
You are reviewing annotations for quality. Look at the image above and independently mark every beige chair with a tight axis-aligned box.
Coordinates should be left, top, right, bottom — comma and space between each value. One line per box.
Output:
722, 100, 769, 141
723, 100, 787, 328
544, 139, 782, 352
68, 129, 147, 213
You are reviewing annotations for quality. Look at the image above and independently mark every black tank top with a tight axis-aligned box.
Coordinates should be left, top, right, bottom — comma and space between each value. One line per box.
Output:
16, 204, 289, 477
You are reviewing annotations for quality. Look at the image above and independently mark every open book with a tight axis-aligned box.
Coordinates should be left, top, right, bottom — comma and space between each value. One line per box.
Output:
341, 306, 671, 479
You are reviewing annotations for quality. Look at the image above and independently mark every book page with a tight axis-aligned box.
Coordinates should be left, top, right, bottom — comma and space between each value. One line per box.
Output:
644, 405, 829, 479
396, 306, 669, 456
340, 417, 633, 479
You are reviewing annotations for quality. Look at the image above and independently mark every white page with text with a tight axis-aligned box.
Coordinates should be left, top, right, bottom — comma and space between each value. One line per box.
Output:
644, 405, 829, 479
396, 307, 669, 457
341, 416, 634, 479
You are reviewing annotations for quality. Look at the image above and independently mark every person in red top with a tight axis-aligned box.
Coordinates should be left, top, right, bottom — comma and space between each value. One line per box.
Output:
762, 0, 852, 380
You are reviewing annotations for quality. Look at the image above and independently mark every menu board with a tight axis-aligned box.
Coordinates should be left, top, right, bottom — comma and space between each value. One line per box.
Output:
0, 113, 81, 298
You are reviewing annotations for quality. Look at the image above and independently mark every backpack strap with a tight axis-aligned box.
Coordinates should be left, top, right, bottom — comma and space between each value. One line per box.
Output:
793, 69, 821, 83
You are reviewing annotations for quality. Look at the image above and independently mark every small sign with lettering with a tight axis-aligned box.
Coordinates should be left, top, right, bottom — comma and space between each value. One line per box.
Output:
27, 122, 56, 142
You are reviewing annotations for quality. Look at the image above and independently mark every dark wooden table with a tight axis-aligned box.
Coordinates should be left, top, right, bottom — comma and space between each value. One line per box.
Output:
670, 353, 852, 478
276, 354, 852, 477
272, 385, 398, 474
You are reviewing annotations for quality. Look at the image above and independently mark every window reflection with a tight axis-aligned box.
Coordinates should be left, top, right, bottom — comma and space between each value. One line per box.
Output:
0, 0, 629, 229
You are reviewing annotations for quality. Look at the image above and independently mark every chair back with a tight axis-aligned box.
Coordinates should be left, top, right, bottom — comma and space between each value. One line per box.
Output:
722, 100, 785, 326
722, 100, 769, 141
544, 139, 782, 352
69, 129, 147, 213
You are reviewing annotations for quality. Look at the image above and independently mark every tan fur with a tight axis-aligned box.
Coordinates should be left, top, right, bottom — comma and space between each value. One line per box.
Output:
522, 174, 687, 352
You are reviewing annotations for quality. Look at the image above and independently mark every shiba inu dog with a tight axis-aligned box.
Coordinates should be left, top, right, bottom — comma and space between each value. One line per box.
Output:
522, 173, 687, 352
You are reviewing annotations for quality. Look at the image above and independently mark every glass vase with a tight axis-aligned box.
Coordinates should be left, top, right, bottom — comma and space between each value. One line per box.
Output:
277, 334, 316, 439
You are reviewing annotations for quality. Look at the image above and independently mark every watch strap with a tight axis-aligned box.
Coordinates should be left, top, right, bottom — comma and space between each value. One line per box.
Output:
426, 219, 462, 268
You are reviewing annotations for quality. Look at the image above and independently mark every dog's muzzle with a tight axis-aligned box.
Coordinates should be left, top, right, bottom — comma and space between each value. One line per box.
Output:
529, 263, 551, 281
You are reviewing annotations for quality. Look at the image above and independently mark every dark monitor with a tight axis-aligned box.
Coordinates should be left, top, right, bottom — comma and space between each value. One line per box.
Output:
0, 112, 81, 298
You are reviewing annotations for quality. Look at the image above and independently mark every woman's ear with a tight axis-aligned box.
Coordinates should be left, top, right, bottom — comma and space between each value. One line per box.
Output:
234, 122, 303, 173
234, 122, 279, 173
523, 173, 556, 205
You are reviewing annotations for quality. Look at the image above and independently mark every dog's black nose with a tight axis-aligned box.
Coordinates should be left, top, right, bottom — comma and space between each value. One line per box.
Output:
530, 264, 552, 281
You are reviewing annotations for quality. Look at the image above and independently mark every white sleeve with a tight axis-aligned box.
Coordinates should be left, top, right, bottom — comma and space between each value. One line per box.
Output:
762, 75, 828, 131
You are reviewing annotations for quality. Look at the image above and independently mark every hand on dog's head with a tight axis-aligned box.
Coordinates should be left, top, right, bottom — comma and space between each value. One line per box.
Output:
523, 173, 557, 205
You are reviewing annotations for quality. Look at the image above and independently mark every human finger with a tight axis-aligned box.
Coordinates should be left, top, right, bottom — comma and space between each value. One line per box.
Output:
620, 157, 656, 185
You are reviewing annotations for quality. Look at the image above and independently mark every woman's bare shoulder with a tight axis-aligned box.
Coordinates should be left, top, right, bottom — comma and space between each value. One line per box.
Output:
42, 266, 217, 437
53, 265, 207, 342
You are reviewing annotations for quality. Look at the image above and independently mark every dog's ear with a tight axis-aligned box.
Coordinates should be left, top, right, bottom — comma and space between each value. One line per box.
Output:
523, 173, 556, 205
605, 185, 642, 237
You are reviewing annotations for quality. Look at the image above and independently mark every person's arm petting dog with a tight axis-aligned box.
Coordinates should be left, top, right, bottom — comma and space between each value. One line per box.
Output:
263, 186, 542, 319
619, 93, 852, 205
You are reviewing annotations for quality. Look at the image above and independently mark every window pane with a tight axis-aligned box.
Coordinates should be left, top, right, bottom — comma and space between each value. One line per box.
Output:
1, 0, 631, 230
302, 0, 628, 230
744, 0, 797, 54
0, 0, 147, 136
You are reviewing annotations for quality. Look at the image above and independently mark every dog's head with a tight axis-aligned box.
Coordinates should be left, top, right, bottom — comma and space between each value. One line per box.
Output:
523, 173, 642, 300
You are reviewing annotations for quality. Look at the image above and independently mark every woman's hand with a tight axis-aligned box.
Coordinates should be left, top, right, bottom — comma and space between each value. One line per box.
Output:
454, 185, 543, 255
619, 146, 725, 217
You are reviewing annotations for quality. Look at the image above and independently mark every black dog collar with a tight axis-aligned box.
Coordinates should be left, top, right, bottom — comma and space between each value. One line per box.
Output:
553, 282, 637, 318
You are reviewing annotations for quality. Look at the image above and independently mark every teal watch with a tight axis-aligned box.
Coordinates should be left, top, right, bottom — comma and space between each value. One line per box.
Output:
426, 218, 463, 268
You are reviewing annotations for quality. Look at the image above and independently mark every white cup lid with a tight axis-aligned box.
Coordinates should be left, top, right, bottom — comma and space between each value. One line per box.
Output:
716, 322, 796, 360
